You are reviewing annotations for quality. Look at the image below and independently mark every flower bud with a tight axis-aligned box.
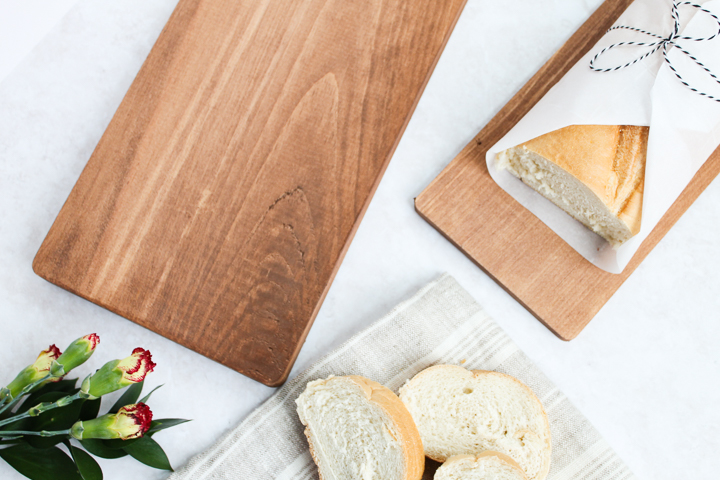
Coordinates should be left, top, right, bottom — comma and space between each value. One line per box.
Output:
5, 345, 62, 398
70, 403, 153, 440
55, 333, 100, 374
81, 348, 156, 399
0, 387, 10, 405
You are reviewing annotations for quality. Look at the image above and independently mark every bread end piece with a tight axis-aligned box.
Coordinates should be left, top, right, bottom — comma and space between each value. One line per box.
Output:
434, 452, 529, 480
496, 125, 648, 246
296, 375, 424, 480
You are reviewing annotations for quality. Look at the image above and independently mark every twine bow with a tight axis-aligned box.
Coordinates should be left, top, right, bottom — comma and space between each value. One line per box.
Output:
590, 1, 720, 102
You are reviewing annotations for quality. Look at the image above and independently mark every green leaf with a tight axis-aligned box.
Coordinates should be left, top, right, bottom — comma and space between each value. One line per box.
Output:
138, 384, 163, 404
79, 439, 128, 459
16, 391, 67, 415
100, 437, 141, 450
97, 418, 190, 450
23, 431, 70, 449
123, 436, 173, 471
22, 379, 79, 411
1, 392, 68, 439
148, 418, 191, 434
0, 443, 82, 480
109, 382, 143, 414
27, 391, 67, 402
1, 392, 67, 432
24, 393, 84, 449
65, 442, 103, 480
99, 418, 190, 450
0, 415, 32, 432
29, 396, 84, 430
79, 398, 101, 421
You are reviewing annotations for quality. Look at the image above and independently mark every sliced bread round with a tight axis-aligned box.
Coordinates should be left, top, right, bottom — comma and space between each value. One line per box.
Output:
296, 375, 424, 480
434, 452, 528, 480
399, 365, 551, 480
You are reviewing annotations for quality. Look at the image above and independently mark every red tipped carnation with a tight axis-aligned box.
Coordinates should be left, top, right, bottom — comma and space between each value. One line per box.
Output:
45, 345, 62, 359
35, 344, 62, 372
83, 333, 100, 350
118, 403, 154, 438
55, 333, 100, 374
5, 345, 63, 396
118, 348, 156, 383
70, 403, 154, 440
82, 348, 156, 398
39, 345, 63, 382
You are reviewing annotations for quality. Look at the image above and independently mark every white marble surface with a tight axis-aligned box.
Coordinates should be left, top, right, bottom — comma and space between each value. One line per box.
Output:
1, 1, 719, 479
0, 0, 81, 83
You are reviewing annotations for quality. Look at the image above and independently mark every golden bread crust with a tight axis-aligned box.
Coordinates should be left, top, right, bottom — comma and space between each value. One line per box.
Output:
442, 451, 529, 479
346, 375, 425, 480
520, 125, 648, 236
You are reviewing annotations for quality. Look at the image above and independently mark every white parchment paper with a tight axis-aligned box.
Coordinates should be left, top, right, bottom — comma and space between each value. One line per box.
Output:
486, 0, 720, 273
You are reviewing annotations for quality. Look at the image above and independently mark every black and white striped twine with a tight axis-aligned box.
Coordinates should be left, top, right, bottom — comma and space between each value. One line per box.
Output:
590, 1, 720, 102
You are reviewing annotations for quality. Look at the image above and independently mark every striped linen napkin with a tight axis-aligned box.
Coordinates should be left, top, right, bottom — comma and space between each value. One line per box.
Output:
168, 274, 635, 480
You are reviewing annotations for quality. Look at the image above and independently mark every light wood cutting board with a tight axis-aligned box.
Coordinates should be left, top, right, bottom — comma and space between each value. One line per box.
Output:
416, 0, 720, 341
33, 0, 468, 386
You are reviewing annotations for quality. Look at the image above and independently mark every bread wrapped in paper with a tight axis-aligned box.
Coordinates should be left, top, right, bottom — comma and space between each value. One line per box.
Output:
497, 125, 648, 246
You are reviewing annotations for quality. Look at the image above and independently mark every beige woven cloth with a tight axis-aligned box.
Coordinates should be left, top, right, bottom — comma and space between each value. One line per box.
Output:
168, 274, 635, 480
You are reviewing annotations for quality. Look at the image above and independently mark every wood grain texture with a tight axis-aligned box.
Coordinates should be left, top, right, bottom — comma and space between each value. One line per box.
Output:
415, 0, 720, 341
33, 0, 467, 386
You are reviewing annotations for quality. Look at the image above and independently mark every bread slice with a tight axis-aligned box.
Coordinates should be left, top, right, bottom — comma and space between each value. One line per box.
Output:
296, 375, 424, 480
496, 125, 648, 246
434, 452, 528, 480
399, 365, 551, 480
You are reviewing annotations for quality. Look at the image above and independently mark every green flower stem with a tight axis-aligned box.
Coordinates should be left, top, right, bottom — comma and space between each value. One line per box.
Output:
0, 438, 22, 444
0, 429, 71, 438
0, 391, 87, 429
0, 374, 53, 417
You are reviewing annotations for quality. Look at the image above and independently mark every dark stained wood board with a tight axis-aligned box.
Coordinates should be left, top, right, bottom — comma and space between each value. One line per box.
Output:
33, 0, 468, 386
415, 0, 720, 341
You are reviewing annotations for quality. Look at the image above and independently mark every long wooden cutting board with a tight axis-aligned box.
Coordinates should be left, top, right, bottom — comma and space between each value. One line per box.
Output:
34, 0, 468, 386
416, 0, 720, 341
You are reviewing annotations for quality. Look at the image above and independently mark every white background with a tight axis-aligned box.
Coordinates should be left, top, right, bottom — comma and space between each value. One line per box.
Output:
0, 0, 81, 83
0, 0, 718, 479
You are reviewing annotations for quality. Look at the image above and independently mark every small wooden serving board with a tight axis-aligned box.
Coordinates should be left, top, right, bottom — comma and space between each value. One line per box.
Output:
416, 0, 720, 340
34, 0, 467, 386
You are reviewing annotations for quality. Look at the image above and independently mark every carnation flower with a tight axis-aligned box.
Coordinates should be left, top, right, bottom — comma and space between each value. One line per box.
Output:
81, 348, 156, 399
55, 333, 100, 374
70, 403, 153, 440
117, 348, 156, 383
5, 344, 62, 397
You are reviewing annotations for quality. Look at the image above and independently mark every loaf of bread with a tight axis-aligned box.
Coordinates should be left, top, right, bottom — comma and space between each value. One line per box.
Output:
496, 125, 649, 246
434, 452, 528, 480
296, 375, 424, 480
399, 365, 551, 480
